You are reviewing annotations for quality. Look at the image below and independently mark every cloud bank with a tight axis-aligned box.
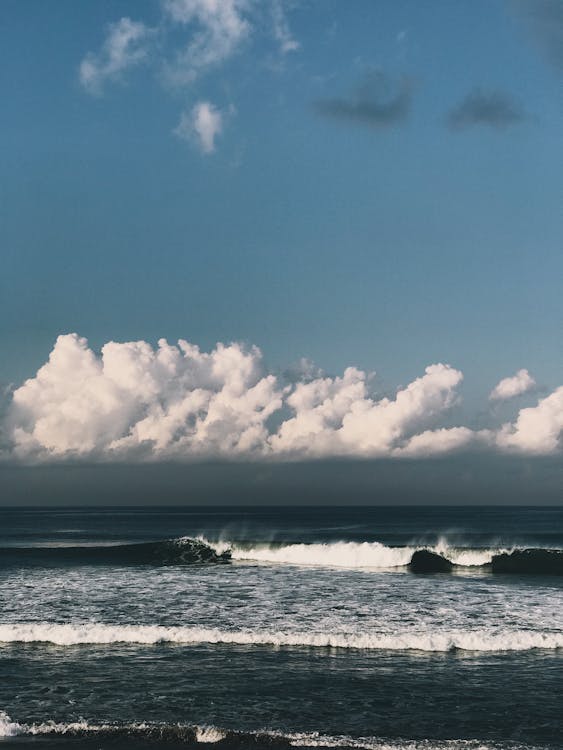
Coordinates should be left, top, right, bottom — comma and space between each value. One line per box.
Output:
3, 334, 563, 464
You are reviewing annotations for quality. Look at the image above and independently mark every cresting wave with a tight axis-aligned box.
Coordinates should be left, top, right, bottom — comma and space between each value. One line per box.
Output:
0, 623, 562, 652
1, 537, 562, 574
206, 539, 563, 574
0, 538, 230, 567
212, 539, 503, 568
0, 714, 544, 749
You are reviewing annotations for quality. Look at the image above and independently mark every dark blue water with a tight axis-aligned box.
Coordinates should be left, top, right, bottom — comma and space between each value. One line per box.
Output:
0, 506, 561, 750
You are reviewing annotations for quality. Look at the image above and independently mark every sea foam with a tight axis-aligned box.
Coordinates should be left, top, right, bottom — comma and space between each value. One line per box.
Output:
204, 538, 507, 569
0, 623, 561, 652
0, 713, 541, 749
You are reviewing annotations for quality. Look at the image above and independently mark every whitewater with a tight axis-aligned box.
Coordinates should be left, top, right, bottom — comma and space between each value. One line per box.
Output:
0, 713, 548, 750
0, 623, 562, 652
202, 538, 512, 568
0, 712, 551, 750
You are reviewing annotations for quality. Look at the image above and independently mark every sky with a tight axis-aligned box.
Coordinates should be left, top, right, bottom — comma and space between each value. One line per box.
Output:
0, 0, 562, 502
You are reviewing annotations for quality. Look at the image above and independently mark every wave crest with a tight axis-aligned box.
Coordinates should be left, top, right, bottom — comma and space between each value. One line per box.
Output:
0, 714, 545, 749
0, 623, 561, 652
2, 537, 562, 574
206, 539, 507, 570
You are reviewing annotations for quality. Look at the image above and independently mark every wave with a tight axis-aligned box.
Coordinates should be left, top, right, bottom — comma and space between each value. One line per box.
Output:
214, 540, 563, 575
207, 538, 507, 569
0, 623, 561, 652
490, 549, 563, 575
1, 536, 562, 575
0, 538, 230, 567
0, 713, 544, 749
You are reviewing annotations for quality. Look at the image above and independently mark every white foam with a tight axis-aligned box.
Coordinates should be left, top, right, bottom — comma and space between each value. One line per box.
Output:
0, 623, 561, 652
196, 726, 228, 743
0, 715, 530, 749
26, 719, 100, 735
226, 541, 414, 569
0, 711, 22, 738
288, 734, 503, 750
432, 539, 511, 567
200, 538, 508, 570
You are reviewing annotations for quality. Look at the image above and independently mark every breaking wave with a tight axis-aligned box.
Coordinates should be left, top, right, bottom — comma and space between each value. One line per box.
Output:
0, 713, 545, 749
1, 536, 562, 574
215, 539, 503, 569
0, 623, 562, 652
207, 539, 563, 575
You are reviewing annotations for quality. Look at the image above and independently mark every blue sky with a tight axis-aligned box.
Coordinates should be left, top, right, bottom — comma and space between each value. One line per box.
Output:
1, 0, 562, 468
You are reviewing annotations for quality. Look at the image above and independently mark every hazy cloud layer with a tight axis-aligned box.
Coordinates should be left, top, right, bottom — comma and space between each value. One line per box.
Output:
447, 89, 527, 130
271, 0, 300, 54
315, 72, 413, 129
80, 0, 297, 93
161, 0, 252, 86
78, 0, 298, 151
511, 0, 563, 69
79, 18, 155, 95
3, 334, 563, 463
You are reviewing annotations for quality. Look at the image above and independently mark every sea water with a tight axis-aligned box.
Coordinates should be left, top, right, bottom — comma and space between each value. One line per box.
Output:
0, 505, 561, 749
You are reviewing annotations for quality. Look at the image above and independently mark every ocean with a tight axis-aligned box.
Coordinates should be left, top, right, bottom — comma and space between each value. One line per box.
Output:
0, 505, 561, 750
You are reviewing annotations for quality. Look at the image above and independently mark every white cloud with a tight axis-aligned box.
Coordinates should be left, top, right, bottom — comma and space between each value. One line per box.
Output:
162, 0, 251, 85
489, 369, 536, 401
394, 427, 482, 458
79, 18, 154, 95
5, 335, 470, 463
174, 100, 224, 153
496, 386, 563, 454
270, 364, 465, 458
77, 2, 301, 152
8, 334, 282, 461
6, 334, 563, 463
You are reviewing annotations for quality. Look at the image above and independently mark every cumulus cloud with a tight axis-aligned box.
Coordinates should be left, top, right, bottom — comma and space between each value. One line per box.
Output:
174, 100, 224, 153
447, 89, 527, 130
271, 364, 464, 458
79, 18, 154, 95
490, 369, 536, 401
315, 71, 413, 129
4, 334, 473, 463
496, 387, 563, 454
5, 333, 563, 463
395, 427, 481, 458
511, 0, 563, 70
8, 334, 282, 461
